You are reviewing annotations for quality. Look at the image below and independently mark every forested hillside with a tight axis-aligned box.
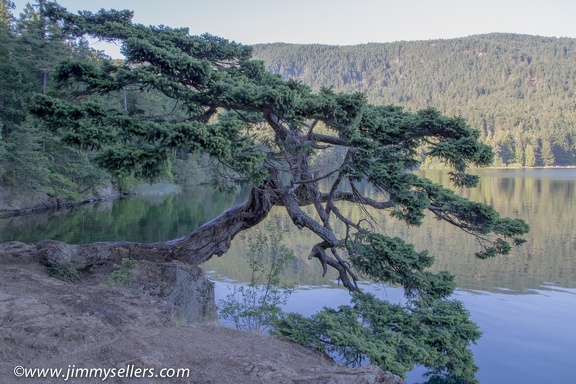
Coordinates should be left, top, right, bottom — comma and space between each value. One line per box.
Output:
253, 34, 576, 167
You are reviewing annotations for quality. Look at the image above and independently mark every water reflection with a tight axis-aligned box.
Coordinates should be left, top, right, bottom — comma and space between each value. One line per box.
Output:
207, 168, 576, 292
1, 169, 575, 292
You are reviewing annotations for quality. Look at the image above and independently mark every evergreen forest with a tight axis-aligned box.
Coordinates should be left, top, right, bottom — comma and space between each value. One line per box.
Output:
252, 34, 576, 167
1, 0, 106, 205
0, 0, 196, 207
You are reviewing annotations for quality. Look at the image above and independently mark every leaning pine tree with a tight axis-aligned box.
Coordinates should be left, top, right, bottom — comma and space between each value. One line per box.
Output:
29, 3, 529, 383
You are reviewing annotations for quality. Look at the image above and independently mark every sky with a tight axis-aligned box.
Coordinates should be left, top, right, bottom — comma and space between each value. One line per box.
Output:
10, 0, 576, 58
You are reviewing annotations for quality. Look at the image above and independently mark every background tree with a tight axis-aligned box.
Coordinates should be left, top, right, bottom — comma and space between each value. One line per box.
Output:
0, 0, 112, 203
26, 2, 529, 382
524, 143, 536, 167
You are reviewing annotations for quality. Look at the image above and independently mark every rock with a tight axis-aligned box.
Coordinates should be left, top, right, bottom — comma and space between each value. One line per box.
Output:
128, 261, 218, 324
36, 239, 116, 270
0, 241, 39, 264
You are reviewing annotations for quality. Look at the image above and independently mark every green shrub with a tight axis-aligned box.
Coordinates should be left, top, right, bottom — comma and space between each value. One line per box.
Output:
47, 263, 78, 282
218, 225, 295, 332
104, 258, 143, 287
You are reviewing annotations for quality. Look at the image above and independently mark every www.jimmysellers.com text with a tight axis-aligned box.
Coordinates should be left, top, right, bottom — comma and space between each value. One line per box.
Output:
13, 364, 190, 381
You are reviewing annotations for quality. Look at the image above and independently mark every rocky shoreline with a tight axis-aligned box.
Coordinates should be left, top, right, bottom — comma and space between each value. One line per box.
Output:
0, 185, 128, 219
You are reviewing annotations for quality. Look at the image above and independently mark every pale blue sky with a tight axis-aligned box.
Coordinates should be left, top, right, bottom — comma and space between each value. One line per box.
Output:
11, 0, 576, 57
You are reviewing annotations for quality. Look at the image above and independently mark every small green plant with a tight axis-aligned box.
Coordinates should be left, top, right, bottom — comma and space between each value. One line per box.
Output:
47, 262, 78, 282
218, 225, 296, 333
104, 258, 143, 287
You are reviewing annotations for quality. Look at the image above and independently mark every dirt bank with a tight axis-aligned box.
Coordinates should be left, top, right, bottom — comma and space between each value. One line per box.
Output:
0, 244, 404, 384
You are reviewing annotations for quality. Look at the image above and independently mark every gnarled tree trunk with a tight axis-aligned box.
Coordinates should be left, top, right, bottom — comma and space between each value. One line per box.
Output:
28, 173, 281, 271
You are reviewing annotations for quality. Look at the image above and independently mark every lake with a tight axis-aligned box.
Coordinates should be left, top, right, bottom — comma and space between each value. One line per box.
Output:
1, 168, 575, 383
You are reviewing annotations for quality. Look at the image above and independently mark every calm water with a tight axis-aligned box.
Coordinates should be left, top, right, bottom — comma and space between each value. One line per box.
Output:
1, 168, 575, 384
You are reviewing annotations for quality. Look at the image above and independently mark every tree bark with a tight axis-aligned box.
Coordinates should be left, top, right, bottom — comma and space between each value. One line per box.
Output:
167, 182, 278, 264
